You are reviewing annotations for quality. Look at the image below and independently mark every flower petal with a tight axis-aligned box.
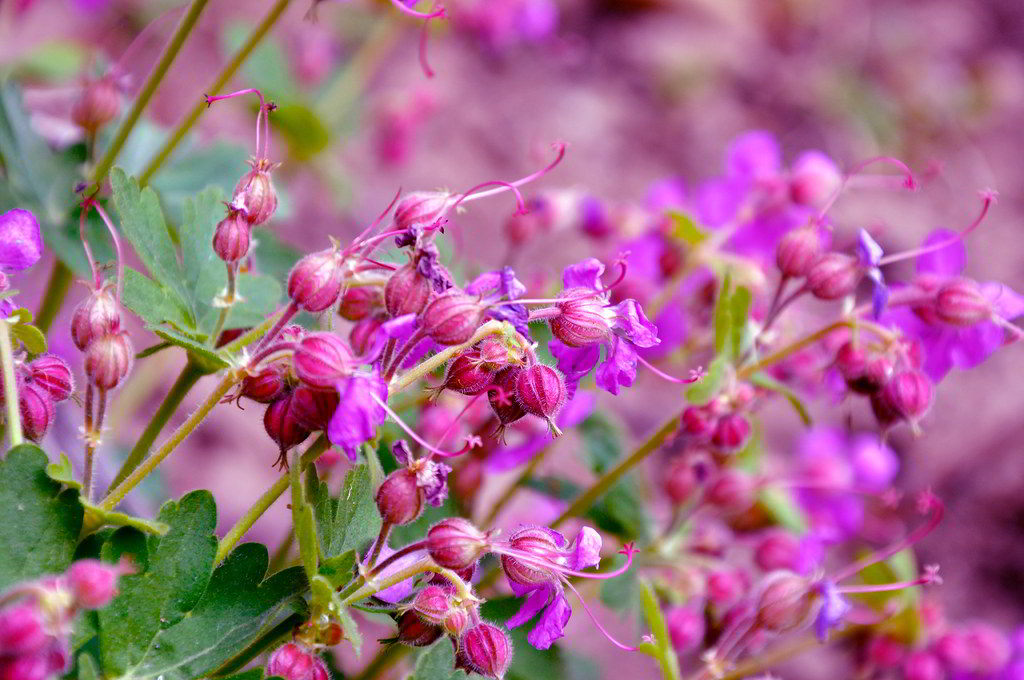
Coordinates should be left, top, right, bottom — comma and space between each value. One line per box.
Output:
0, 209, 43, 272
562, 258, 604, 290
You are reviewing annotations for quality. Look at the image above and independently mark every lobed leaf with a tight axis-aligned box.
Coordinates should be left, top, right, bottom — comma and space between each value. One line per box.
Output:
306, 464, 381, 560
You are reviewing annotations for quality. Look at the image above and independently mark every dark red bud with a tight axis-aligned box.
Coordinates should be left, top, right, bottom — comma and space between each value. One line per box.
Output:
935, 278, 991, 326
515, 364, 566, 433
500, 527, 560, 588
71, 78, 120, 133
754, 531, 801, 572
459, 623, 511, 680
705, 469, 756, 514
376, 468, 423, 525
875, 369, 932, 425
240, 363, 288, 403
212, 212, 251, 263
806, 253, 862, 300
233, 163, 277, 226
294, 332, 354, 390
349, 315, 384, 356
395, 610, 443, 646
71, 287, 120, 351
663, 457, 703, 505
776, 227, 822, 278
440, 350, 494, 396
488, 366, 526, 427
426, 517, 490, 571
29, 354, 73, 402
265, 642, 328, 680
339, 287, 381, 321
290, 385, 340, 431
83, 331, 133, 390
755, 572, 814, 633
681, 405, 716, 437
866, 635, 907, 669
287, 247, 346, 313
385, 262, 433, 317
550, 287, 611, 348
263, 392, 311, 453
711, 413, 751, 451
420, 290, 486, 346
835, 341, 893, 394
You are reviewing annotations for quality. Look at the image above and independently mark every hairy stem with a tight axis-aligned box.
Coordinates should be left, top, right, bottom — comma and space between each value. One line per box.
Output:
221, 306, 287, 355
390, 320, 506, 393
90, 0, 212, 187
34, 261, 73, 336
138, 0, 293, 185
108, 362, 204, 492
0, 321, 23, 447
97, 372, 238, 513
214, 434, 329, 564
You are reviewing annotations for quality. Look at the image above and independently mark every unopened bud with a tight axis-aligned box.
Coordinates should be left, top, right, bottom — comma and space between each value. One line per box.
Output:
549, 287, 611, 348
935, 278, 991, 327
515, 364, 566, 435
290, 385, 340, 432
706, 569, 746, 607
662, 456, 704, 505
71, 287, 120, 351
233, 161, 277, 226
420, 290, 486, 346
0, 603, 47, 655
443, 607, 470, 637
711, 413, 751, 451
789, 151, 841, 208
240, 363, 288, 404
66, 559, 127, 609
806, 253, 862, 300
488, 367, 526, 427
71, 78, 120, 134
705, 469, 756, 514
835, 341, 892, 394
902, 651, 943, 680
439, 350, 494, 396
426, 518, 490, 571
376, 469, 423, 525
776, 227, 822, 278
866, 635, 906, 669
265, 642, 328, 680
412, 585, 450, 625
349, 315, 384, 356
263, 392, 311, 453
477, 338, 513, 371
288, 247, 346, 313
875, 369, 932, 425
755, 572, 814, 633
339, 287, 380, 321
394, 191, 452, 230
395, 610, 443, 647
83, 331, 133, 391
385, 262, 433, 317
459, 623, 511, 680
666, 606, 705, 654
754, 530, 801, 572
28, 354, 73, 403
294, 332, 354, 390
500, 527, 559, 588
681, 405, 715, 437
212, 212, 251, 263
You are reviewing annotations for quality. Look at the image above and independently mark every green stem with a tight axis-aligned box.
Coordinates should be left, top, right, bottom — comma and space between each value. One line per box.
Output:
97, 372, 238, 513
221, 306, 286, 355
90, 0, 211, 187
34, 261, 72, 336
551, 415, 681, 529
340, 559, 473, 606
390, 321, 506, 393
0, 321, 23, 447
693, 626, 864, 680
107, 362, 204, 492
214, 434, 329, 564
138, 0, 293, 186
208, 263, 237, 347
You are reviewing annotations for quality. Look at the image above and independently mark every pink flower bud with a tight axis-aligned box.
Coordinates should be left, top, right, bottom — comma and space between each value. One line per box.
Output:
806, 253, 862, 300
394, 191, 452, 230
705, 469, 756, 514
754, 572, 814, 633
835, 341, 892, 394
962, 623, 1011, 674
789, 152, 841, 208
488, 367, 526, 428
549, 287, 611, 348
412, 585, 451, 625
240, 364, 288, 404
71, 287, 120, 351
265, 642, 328, 680
662, 457, 703, 505
66, 559, 127, 609
212, 212, 251, 263
0, 603, 47, 655
477, 338, 513, 371
19, 383, 55, 442
376, 469, 423, 525
339, 287, 380, 322
349, 314, 384, 356
459, 623, 512, 680
875, 370, 932, 425
706, 569, 746, 607
385, 262, 433, 317
263, 392, 311, 454
866, 635, 906, 669
426, 518, 490, 571
935, 278, 991, 327
294, 332, 354, 390
233, 161, 277, 226
681, 406, 715, 437
711, 413, 751, 451
439, 350, 494, 396
776, 227, 822, 278
28, 354, 73, 403
500, 527, 560, 588
70, 78, 120, 134
395, 610, 443, 646
420, 290, 486, 346
443, 607, 471, 638
902, 651, 943, 680
665, 606, 705, 654
754, 531, 800, 572
0, 654, 52, 680
287, 247, 346, 313
933, 631, 970, 669
515, 364, 566, 434
83, 331, 133, 390
290, 385, 340, 432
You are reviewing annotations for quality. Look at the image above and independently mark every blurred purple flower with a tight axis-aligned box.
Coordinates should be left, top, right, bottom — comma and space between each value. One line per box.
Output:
487, 391, 595, 471
0, 209, 43, 316
328, 370, 388, 461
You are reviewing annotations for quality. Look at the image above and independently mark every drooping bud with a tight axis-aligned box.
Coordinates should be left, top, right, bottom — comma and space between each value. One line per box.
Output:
394, 191, 452, 231
83, 331, 133, 390
420, 290, 486, 346
349, 314, 385, 356
290, 385, 340, 431
0, 603, 47, 655
866, 635, 907, 669
339, 287, 381, 322
212, 212, 252, 263
935, 278, 991, 327
239, 363, 289, 404
710, 413, 751, 451
754, 572, 814, 633
232, 160, 277, 226
515, 364, 566, 435
705, 469, 756, 514
681, 405, 716, 438
835, 341, 893, 394
662, 456, 704, 505
28, 354, 73, 403
477, 337, 513, 371
395, 610, 443, 647
754, 531, 801, 572
488, 366, 526, 428
287, 247, 346, 313
874, 369, 932, 425
66, 559, 126, 609
549, 287, 610, 348
70, 77, 120, 134
443, 607, 470, 638
294, 332, 354, 390
776, 227, 822, 278
459, 623, 512, 680
385, 262, 433, 317
412, 585, 451, 625
438, 350, 494, 396
426, 518, 491, 571
71, 287, 120, 351
263, 392, 311, 454
500, 527, 560, 588
665, 606, 705, 654
265, 642, 328, 680
376, 469, 423, 525
806, 253, 862, 300
0, 654, 54, 680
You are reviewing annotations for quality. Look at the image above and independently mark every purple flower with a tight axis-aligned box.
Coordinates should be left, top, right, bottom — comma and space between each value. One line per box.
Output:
327, 370, 388, 461
856, 229, 888, 318
0, 209, 43, 316
814, 580, 851, 641
366, 542, 420, 603
466, 266, 529, 335
392, 440, 453, 507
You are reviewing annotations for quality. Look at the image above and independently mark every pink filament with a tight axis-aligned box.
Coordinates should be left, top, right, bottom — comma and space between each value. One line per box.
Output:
458, 143, 567, 204
636, 355, 704, 385
564, 580, 639, 652
816, 156, 917, 223
349, 188, 404, 254
371, 393, 468, 459
205, 88, 271, 159
877, 190, 996, 266
82, 199, 126, 302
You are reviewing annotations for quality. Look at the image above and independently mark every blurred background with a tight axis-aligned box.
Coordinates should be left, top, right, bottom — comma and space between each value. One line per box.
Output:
1, 0, 1022, 677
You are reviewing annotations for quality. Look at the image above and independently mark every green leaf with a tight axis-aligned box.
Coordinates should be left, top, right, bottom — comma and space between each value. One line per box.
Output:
411, 640, 467, 680
636, 578, 681, 680
0, 444, 83, 590
273, 103, 330, 160
8, 41, 87, 82
291, 452, 319, 580
179, 186, 226, 312
150, 327, 229, 373
45, 452, 82, 490
728, 285, 752, 360
317, 550, 358, 589
95, 491, 308, 680
11, 321, 46, 354
599, 559, 639, 613
758, 487, 808, 533
122, 267, 192, 329
110, 167, 188, 302
336, 603, 363, 657
198, 273, 282, 334
713, 272, 733, 356
76, 652, 102, 680
579, 413, 622, 474
586, 479, 651, 542
150, 142, 246, 226
217, 670, 265, 680
686, 354, 726, 404
307, 464, 381, 559
667, 210, 708, 246
749, 372, 813, 427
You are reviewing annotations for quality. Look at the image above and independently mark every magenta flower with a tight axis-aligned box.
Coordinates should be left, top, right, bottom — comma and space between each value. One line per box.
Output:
392, 440, 452, 507
327, 370, 388, 461
465, 266, 529, 335
0, 209, 44, 316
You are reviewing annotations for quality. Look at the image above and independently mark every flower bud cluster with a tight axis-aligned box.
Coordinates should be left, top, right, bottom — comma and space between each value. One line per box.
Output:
0, 353, 73, 442
831, 337, 934, 430
72, 285, 133, 392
